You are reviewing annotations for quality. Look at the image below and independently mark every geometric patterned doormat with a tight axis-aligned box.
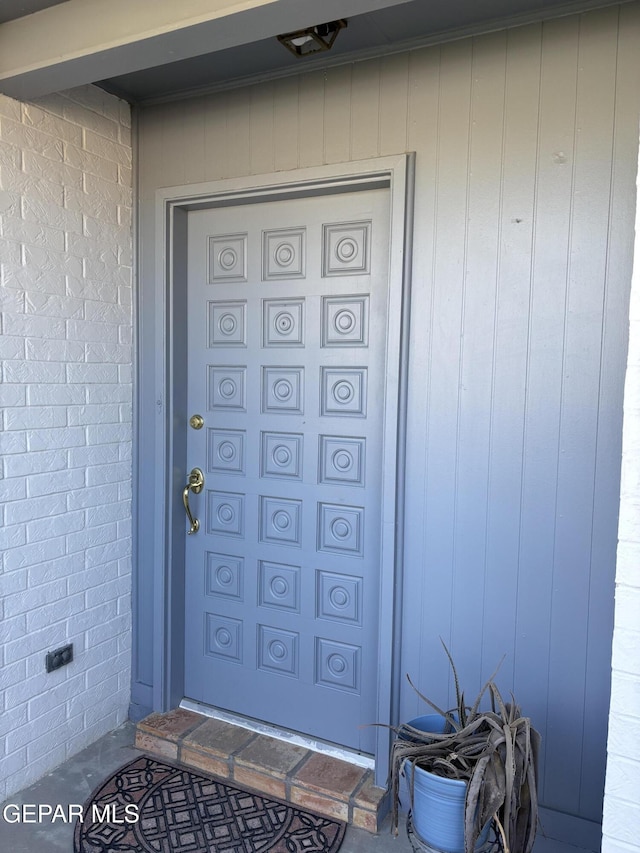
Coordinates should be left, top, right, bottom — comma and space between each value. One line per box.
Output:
74, 756, 346, 852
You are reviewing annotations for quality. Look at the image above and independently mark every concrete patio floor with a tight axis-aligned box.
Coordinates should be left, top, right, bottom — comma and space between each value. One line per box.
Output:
0, 722, 593, 853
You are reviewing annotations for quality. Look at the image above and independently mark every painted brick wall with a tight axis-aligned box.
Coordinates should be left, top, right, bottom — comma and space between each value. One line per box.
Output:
602, 134, 640, 852
0, 85, 133, 801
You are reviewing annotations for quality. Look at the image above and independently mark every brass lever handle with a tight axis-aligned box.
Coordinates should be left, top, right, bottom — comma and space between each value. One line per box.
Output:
183, 467, 204, 534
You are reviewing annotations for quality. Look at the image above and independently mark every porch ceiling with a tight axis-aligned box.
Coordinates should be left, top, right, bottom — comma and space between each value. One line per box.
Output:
0, 0, 68, 25
0, 0, 629, 103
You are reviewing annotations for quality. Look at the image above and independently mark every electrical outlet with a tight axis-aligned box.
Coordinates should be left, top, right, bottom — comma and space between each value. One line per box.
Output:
46, 644, 73, 673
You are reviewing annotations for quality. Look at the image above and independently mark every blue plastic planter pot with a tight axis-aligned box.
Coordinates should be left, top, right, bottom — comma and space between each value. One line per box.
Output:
400, 715, 491, 853
398, 714, 448, 812
402, 714, 450, 740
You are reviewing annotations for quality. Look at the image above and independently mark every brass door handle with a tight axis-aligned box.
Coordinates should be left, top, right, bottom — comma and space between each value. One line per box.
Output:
183, 468, 204, 534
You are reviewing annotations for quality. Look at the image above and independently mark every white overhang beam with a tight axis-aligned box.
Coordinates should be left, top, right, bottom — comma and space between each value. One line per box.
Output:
0, 0, 414, 100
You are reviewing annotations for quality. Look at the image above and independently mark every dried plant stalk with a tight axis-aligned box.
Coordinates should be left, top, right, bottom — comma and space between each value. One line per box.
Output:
389, 643, 540, 853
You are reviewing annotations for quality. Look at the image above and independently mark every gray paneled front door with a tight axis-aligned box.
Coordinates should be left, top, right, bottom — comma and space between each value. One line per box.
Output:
184, 187, 390, 753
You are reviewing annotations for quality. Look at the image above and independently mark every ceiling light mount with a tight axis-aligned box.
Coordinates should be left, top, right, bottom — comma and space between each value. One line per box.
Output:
277, 19, 347, 58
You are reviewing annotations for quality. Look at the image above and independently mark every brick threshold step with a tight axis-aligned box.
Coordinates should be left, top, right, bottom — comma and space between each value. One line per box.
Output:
135, 708, 387, 833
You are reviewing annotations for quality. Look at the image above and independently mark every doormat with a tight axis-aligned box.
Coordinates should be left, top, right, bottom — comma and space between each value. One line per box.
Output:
73, 755, 346, 853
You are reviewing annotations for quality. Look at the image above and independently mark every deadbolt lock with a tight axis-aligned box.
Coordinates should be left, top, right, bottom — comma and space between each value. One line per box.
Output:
189, 414, 204, 430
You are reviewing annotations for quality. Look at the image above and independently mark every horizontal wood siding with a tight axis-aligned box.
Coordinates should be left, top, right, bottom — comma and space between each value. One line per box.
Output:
136, 3, 640, 827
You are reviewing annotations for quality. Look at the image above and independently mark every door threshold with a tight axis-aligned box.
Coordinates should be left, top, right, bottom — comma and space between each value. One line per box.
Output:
180, 698, 374, 770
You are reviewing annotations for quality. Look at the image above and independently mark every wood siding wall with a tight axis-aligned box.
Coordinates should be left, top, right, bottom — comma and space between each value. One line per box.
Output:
135, 3, 640, 831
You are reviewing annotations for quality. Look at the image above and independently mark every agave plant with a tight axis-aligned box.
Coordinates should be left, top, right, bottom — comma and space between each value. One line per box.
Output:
390, 643, 541, 853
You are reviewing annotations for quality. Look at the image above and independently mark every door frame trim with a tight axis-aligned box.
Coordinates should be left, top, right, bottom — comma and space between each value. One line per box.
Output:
150, 154, 415, 784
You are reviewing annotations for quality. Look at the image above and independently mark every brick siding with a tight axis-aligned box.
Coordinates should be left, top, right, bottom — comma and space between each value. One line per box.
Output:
0, 85, 133, 801
602, 136, 640, 852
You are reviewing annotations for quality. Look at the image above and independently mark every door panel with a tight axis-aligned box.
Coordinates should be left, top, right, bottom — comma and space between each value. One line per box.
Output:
184, 188, 390, 753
